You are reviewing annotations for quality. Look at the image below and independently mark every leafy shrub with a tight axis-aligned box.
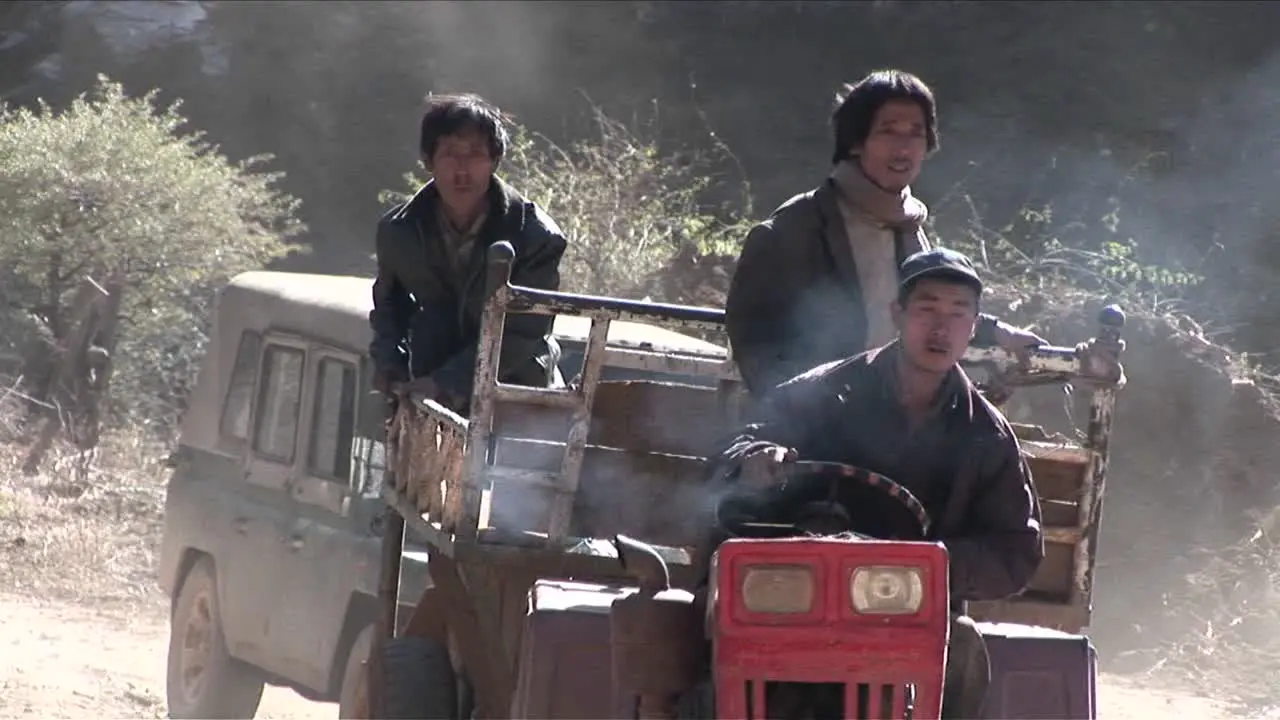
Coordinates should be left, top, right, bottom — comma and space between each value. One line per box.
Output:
928, 166, 1205, 317
0, 75, 305, 428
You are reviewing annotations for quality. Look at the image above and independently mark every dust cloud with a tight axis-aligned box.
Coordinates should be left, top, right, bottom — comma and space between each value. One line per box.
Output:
9, 0, 1280, 712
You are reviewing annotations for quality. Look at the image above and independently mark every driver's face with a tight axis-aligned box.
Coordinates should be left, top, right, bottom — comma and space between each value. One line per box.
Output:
892, 278, 979, 375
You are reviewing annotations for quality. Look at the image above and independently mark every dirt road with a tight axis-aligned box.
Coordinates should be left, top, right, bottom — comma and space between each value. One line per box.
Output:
0, 591, 1242, 720
0, 593, 324, 719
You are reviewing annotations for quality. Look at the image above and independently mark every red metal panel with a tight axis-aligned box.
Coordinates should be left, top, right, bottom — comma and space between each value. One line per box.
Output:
712, 538, 950, 719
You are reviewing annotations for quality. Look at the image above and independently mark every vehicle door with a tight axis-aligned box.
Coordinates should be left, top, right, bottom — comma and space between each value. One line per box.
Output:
222, 333, 310, 675
271, 344, 376, 690
199, 328, 272, 662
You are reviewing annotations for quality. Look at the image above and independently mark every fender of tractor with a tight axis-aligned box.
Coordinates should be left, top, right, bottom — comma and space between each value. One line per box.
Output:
976, 622, 1098, 719
509, 579, 634, 718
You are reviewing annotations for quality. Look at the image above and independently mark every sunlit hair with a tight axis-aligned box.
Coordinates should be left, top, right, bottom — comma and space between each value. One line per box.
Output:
419, 93, 509, 167
831, 69, 939, 165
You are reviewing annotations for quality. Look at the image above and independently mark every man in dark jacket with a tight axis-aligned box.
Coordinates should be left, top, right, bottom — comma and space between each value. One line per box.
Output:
369, 94, 567, 410
709, 247, 1043, 718
726, 69, 1047, 396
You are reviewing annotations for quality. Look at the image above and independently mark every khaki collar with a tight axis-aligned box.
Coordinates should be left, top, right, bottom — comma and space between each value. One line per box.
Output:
866, 341, 974, 420
438, 205, 489, 239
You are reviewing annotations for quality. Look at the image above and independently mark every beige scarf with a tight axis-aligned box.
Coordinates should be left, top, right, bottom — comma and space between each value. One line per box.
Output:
830, 159, 931, 348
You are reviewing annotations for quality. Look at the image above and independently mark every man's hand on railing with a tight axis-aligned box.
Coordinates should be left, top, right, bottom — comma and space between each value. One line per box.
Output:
962, 304, 1127, 391
389, 376, 471, 417
1076, 336, 1127, 386
392, 376, 440, 401
373, 366, 409, 397
992, 321, 1048, 359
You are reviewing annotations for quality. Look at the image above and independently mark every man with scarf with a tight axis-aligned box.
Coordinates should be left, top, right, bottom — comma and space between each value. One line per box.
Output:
369, 93, 568, 412
725, 70, 1046, 396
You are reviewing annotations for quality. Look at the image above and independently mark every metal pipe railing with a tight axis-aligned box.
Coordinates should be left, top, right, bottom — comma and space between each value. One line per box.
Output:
459, 241, 1128, 547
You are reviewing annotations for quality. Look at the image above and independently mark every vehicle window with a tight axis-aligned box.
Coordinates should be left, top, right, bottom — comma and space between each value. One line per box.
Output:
252, 345, 306, 462
219, 330, 262, 441
307, 357, 358, 481
352, 436, 387, 498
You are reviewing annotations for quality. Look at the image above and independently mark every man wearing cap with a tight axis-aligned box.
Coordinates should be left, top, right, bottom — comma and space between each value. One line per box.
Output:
725, 69, 1048, 397
707, 247, 1041, 718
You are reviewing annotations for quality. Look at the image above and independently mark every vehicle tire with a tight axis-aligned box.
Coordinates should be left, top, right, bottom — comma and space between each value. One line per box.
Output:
379, 636, 458, 719
166, 557, 265, 719
337, 624, 374, 719
676, 679, 716, 719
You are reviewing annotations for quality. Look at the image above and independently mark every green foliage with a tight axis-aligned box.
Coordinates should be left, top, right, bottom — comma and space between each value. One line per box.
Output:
380, 105, 751, 298
0, 75, 305, 425
932, 192, 1203, 315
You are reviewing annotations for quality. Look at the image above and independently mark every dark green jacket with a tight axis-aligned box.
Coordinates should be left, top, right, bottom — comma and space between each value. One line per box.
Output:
368, 177, 567, 400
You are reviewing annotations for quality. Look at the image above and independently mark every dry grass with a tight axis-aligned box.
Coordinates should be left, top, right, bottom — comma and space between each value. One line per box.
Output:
1117, 523, 1280, 716
0, 428, 168, 610
971, 279, 1280, 715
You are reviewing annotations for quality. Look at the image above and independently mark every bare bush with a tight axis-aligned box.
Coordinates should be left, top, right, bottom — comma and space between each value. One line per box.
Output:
913, 168, 1280, 713
929, 192, 1204, 320
1107, 519, 1280, 711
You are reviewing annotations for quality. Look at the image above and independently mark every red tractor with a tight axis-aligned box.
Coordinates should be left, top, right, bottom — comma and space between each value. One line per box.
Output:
695, 462, 951, 718
364, 241, 1126, 719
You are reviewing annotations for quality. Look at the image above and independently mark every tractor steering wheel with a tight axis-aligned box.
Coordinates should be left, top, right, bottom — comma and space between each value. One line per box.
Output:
718, 460, 933, 542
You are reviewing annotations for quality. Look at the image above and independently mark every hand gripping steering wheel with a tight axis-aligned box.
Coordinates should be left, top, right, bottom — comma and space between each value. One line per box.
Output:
718, 460, 933, 542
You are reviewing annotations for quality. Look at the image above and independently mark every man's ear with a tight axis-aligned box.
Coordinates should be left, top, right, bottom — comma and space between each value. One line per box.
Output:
891, 299, 905, 332
420, 152, 434, 174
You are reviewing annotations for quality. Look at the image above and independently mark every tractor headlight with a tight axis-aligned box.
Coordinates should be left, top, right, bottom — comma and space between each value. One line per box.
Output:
741, 564, 814, 614
850, 566, 924, 615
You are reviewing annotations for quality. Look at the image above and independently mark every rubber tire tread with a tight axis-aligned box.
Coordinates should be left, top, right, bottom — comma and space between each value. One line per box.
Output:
166, 557, 266, 719
380, 636, 458, 719
337, 624, 375, 718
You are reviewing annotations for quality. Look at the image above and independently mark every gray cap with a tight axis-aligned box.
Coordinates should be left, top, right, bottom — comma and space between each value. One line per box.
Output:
899, 248, 984, 294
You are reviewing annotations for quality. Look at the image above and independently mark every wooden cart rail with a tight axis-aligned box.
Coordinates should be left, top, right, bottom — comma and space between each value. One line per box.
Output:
383, 243, 1126, 625
390, 241, 1125, 552
367, 241, 1128, 718
383, 389, 712, 563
